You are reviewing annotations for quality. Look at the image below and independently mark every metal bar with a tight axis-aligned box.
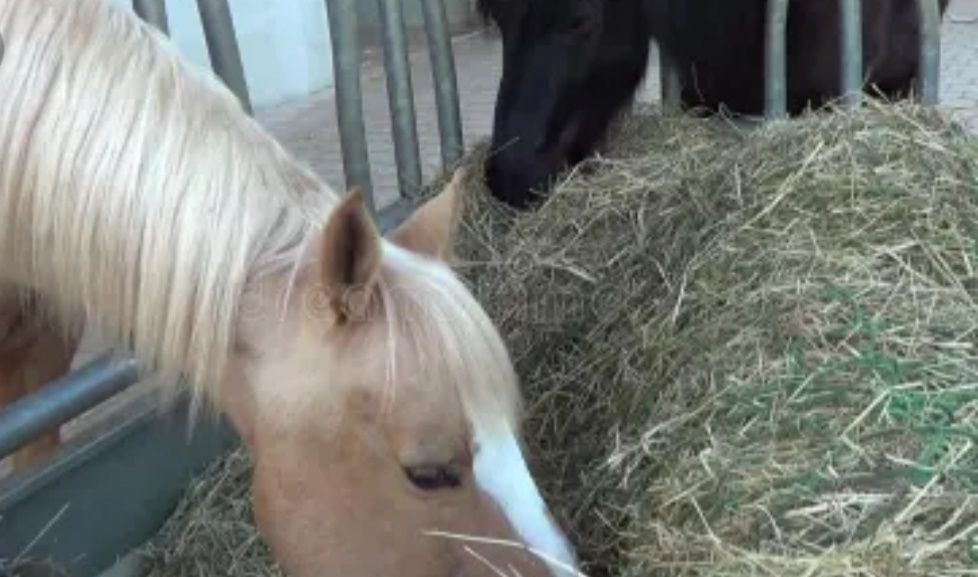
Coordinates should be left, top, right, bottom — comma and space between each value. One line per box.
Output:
0, 354, 139, 461
195, 0, 253, 114
0, 396, 236, 577
659, 49, 682, 113
765, 0, 790, 119
420, 0, 465, 169
132, 0, 169, 35
839, 0, 862, 109
325, 0, 374, 209
377, 0, 424, 199
917, 0, 941, 105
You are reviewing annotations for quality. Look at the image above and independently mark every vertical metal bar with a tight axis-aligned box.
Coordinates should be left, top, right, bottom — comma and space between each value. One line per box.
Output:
765, 0, 790, 119
917, 0, 941, 105
420, 0, 465, 169
324, 0, 374, 208
195, 0, 253, 114
840, 0, 862, 109
377, 0, 423, 199
659, 49, 682, 113
133, 0, 169, 35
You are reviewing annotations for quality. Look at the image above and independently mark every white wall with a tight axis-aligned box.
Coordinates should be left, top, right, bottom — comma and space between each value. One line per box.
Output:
109, 0, 334, 109
228, 0, 334, 107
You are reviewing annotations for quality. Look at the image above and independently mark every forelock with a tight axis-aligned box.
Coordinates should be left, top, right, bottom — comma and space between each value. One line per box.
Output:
379, 244, 521, 439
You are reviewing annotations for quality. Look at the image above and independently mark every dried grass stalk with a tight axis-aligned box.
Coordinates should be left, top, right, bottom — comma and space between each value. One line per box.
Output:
143, 102, 978, 577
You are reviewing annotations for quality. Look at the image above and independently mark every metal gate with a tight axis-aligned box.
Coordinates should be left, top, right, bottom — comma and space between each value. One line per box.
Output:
0, 0, 463, 575
658, 0, 944, 118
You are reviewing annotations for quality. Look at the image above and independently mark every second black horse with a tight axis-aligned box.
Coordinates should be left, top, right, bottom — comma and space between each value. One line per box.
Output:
479, 0, 950, 208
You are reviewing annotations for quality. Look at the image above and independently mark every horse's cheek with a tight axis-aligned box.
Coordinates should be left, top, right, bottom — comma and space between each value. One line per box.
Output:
251, 466, 334, 577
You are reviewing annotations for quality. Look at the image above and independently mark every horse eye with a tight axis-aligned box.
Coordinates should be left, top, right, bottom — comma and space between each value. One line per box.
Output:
404, 464, 462, 491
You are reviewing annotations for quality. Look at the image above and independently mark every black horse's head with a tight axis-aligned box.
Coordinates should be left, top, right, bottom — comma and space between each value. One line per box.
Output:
479, 0, 653, 208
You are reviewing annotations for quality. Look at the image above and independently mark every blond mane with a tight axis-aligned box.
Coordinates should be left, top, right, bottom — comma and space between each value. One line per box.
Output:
0, 0, 520, 440
0, 0, 335, 395
378, 244, 521, 437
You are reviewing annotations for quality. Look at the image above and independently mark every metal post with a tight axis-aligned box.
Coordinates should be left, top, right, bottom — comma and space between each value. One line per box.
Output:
765, 0, 790, 119
917, 0, 941, 105
659, 49, 682, 113
195, 0, 253, 114
325, 0, 374, 209
377, 0, 424, 199
0, 355, 139, 461
133, 0, 169, 35
420, 0, 465, 169
839, 0, 862, 109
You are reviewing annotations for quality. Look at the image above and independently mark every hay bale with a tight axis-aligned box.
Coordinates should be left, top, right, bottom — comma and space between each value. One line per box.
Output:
142, 103, 978, 577
141, 450, 284, 577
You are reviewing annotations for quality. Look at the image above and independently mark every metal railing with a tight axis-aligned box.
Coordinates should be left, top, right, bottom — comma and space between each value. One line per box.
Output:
197, 0, 252, 114
0, 0, 465, 464
326, 0, 465, 203
132, 0, 252, 113
660, 0, 943, 118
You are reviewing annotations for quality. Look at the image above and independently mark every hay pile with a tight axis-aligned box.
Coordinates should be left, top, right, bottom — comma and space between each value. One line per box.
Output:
142, 102, 978, 577
140, 450, 281, 577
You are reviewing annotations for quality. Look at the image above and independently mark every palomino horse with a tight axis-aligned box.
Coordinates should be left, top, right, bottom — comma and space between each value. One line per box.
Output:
479, 0, 950, 208
0, 1, 577, 575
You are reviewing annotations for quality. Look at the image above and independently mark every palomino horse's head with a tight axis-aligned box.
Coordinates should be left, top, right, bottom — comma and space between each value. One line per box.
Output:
222, 172, 577, 577
478, 0, 653, 208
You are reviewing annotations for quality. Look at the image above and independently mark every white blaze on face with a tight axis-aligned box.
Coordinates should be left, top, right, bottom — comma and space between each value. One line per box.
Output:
473, 431, 578, 576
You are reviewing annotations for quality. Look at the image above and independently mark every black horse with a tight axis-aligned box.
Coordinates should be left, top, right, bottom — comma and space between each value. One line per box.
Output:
479, 0, 950, 208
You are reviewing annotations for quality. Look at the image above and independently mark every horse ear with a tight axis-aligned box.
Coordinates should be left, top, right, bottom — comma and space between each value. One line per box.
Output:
317, 187, 382, 322
388, 168, 465, 261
